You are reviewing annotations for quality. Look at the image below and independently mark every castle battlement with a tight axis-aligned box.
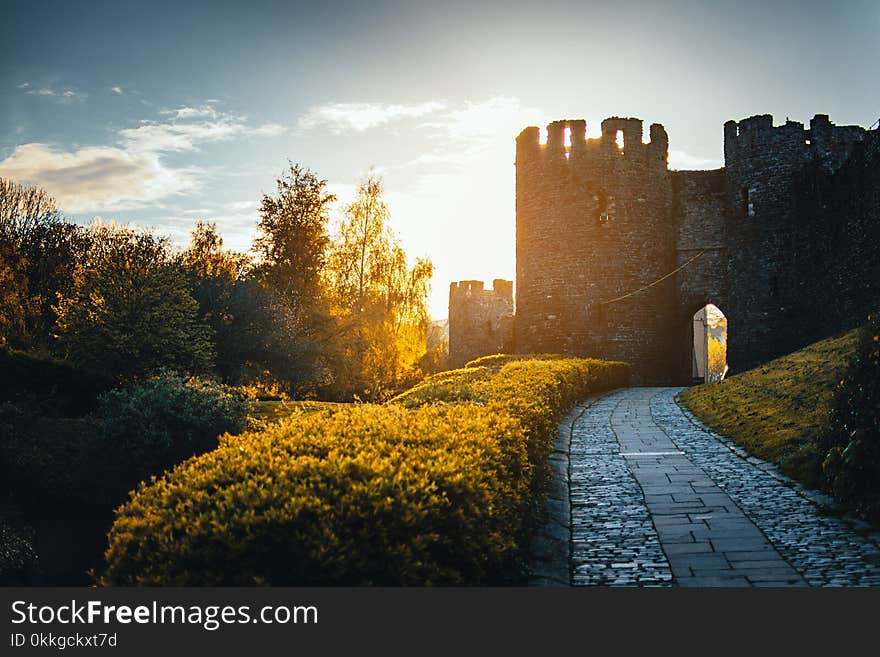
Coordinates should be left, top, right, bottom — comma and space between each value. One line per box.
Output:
515, 117, 669, 167
724, 113, 866, 172
448, 279, 514, 368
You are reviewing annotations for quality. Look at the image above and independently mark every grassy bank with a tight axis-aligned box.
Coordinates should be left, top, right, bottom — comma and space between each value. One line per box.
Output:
679, 329, 859, 487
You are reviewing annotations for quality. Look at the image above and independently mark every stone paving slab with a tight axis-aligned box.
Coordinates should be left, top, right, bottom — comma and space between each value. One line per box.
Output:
531, 386, 880, 587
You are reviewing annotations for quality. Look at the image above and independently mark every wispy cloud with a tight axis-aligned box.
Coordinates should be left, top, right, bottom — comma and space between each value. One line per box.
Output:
0, 105, 287, 213
21, 82, 87, 104
298, 101, 446, 133
161, 105, 220, 120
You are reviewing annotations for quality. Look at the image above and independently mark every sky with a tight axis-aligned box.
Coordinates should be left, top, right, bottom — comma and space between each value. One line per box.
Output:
2, 0, 879, 318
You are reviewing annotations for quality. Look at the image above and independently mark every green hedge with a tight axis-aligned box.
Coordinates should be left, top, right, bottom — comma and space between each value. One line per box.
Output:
102, 357, 629, 585
0, 373, 248, 508
0, 347, 114, 415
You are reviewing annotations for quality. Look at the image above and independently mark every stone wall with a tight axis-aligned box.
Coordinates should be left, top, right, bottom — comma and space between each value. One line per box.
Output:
506, 112, 878, 383
722, 114, 869, 372
672, 169, 729, 381
448, 279, 514, 368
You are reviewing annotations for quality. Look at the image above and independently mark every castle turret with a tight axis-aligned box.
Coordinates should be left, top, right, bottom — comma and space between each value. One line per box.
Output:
448, 279, 514, 368
515, 116, 675, 383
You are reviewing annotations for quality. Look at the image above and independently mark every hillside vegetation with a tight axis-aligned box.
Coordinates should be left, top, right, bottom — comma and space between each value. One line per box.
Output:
679, 328, 859, 488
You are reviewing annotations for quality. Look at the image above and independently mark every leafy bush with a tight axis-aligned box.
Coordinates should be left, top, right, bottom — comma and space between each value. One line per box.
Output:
0, 346, 113, 415
0, 373, 248, 509
103, 405, 528, 585
819, 312, 880, 518
84, 372, 248, 504
102, 357, 628, 585
394, 357, 629, 493
0, 521, 38, 585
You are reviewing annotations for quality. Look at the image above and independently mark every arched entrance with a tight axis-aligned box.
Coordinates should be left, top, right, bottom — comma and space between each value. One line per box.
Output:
690, 303, 727, 384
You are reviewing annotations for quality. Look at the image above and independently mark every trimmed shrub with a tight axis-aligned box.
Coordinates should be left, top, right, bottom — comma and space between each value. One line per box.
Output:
463, 353, 561, 370
103, 405, 528, 585
393, 357, 629, 492
0, 401, 87, 503
819, 312, 880, 518
0, 373, 248, 509
102, 358, 629, 585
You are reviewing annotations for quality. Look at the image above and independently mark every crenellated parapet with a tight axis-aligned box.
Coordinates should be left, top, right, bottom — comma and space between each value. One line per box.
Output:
516, 116, 669, 168
724, 113, 866, 173
448, 279, 514, 368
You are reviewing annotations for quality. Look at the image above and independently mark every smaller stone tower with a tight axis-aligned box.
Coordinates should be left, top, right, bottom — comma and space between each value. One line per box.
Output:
448, 279, 514, 368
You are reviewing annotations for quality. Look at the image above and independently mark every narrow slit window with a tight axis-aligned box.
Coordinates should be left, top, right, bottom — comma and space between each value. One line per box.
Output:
741, 187, 755, 217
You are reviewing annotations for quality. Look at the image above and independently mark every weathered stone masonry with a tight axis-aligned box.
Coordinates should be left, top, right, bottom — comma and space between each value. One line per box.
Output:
447, 279, 514, 368
506, 113, 879, 383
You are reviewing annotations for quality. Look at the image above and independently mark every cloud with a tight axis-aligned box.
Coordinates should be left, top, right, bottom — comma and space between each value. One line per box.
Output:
111, 86, 124, 95
251, 123, 287, 137
298, 101, 446, 133
161, 105, 220, 120
0, 105, 287, 213
0, 143, 198, 212
22, 83, 87, 104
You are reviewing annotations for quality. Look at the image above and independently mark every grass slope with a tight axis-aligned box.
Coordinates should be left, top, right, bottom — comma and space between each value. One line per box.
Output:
249, 400, 343, 424
679, 329, 859, 487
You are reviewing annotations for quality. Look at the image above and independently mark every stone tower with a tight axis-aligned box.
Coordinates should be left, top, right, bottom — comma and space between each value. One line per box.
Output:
448, 279, 514, 368
515, 118, 675, 383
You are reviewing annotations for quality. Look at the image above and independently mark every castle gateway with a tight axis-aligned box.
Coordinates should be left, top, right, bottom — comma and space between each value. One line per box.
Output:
449, 113, 880, 383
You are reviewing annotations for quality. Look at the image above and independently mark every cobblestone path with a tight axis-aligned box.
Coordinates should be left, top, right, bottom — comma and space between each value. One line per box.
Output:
531, 387, 880, 587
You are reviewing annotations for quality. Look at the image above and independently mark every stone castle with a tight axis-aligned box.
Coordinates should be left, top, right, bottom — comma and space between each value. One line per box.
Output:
449, 113, 880, 382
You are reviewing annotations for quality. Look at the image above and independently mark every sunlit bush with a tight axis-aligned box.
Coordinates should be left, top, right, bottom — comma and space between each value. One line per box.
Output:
463, 353, 561, 370
102, 357, 628, 585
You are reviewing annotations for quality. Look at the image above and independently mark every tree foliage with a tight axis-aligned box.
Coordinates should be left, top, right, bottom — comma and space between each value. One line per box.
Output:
179, 221, 314, 388
324, 173, 433, 400
54, 222, 214, 380
1, 166, 436, 401
253, 163, 335, 313
0, 179, 86, 350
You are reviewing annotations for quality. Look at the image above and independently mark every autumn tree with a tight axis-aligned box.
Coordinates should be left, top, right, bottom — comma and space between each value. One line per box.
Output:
707, 335, 727, 382
54, 222, 214, 381
0, 178, 86, 350
324, 173, 433, 400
